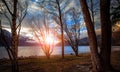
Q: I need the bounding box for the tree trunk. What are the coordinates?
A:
[71,47,79,56]
[11,0,19,72]
[56,0,64,59]
[75,49,79,56]
[12,17,19,72]
[79,0,102,72]
[100,0,112,71]
[73,46,79,56]
[46,54,50,59]
[0,19,18,72]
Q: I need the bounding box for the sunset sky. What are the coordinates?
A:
[1,0,101,42]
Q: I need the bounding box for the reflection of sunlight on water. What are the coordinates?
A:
[18,46,62,57]
[18,46,45,57]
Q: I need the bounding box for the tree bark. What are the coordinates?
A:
[11,0,19,72]
[79,0,102,72]
[100,0,112,71]
[56,0,64,59]
[75,49,79,56]
[71,46,79,56]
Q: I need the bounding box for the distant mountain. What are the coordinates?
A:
[79,34,120,46]
[79,37,89,45]
[19,37,39,46]
[0,29,11,46]
[0,29,38,46]
[79,35,101,45]
[0,29,120,46]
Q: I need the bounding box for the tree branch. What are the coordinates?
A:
[1,0,13,15]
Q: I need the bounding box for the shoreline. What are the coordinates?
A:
[0,46,120,59]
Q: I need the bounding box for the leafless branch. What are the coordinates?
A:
[1,0,13,15]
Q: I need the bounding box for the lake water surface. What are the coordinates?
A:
[0,46,90,58]
[0,46,119,58]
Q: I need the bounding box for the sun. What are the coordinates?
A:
[44,34,60,45]
[38,33,60,45]
[33,29,60,46]
[45,36,54,44]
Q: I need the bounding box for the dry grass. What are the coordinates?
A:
[0,51,120,72]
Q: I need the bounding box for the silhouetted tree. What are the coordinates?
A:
[64,8,83,56]
[80,0,114,71]
[79,0,102,71]
[88,0,99,24]
[1,0,27,72]
[38,0,72,59]
[30,14,59,59]
[55,0,65,59]
[100,0,112,71]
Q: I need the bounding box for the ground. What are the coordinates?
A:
[0,51,120,72]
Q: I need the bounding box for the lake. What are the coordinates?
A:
[0,46,90,58]
[0,46,119,58]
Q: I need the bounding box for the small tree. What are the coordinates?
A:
[37,0,72,59]
[64,8,84,56]
[55,0,65,59]
[30,14,59,59]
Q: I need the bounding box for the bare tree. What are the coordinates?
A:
[1,0,27,72]
[64,8,83,56]
[30,14,59,59]
[100,0,112,71]
[79,0,102,71]
[79,0,114,71]
[55,0,65,59]
[88,0,99,24]
[38,0,72,59]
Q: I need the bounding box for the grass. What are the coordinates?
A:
[0,52,120,72]
[111,51,120,71]
[18,54,91,72]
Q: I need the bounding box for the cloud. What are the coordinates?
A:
[1,0,101,40]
